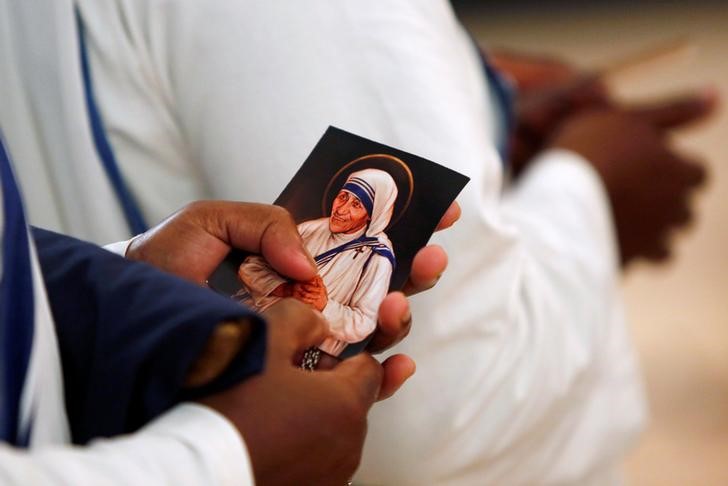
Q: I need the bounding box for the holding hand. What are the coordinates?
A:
[292,275,329,311]
[489,50,610,174]
[550,90,718,266]
[125,200,461,394]
[199,299,384,485]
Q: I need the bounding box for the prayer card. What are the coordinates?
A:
[209,127,469,367]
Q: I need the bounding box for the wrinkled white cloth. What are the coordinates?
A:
[5,0,646,484]
[0,2,255,484]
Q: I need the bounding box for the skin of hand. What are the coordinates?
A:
[126,200,460,355]
[198,299,384,486]
[127,200,460,393]
[292,275,328,311]
[127,201,318,286]
[548,90,718,266]
[488,50,611,175]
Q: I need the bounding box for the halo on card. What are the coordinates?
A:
[322,154,414,229]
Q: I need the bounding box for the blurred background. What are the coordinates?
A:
[455,1,728,484]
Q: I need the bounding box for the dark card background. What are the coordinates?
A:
[276,127,469,290]
[209,126,469,357]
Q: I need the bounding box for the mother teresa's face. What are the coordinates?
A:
[329,190,371,234]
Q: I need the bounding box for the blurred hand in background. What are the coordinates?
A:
[550,90,718,267]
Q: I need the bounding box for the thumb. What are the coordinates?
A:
[218,202,317,282]
[333,354,383,411]
[630,87,719,130]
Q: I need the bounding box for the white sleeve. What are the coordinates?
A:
[102,237,135,256]
[0,404,255,486]
[322,254,392,343]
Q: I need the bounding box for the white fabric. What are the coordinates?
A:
[4,0,646,484]
[0,0,130,243]
[0,404,255,486]
[103,237,135,257]
[238,218,393,356]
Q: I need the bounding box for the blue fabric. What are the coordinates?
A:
[474,43,516,165]
[32,228,266,444]
[342,178,375,216]
[314,235,395,270]
[76,9,148,235]
[0,136,35,447]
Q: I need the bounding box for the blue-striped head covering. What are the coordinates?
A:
[342,176,375,216]
[340,169,397,238]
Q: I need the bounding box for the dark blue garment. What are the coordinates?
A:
[32,228,266,445]
[0,136,35,447]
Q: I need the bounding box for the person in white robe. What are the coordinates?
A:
[237,169,397,356]
[2,1,658,484]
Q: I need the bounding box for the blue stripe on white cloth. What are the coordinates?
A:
[75,9,149,235]
[341,182,374,217]
[314,235,395,270]
[349,177,375,201]
[0,135,35,447]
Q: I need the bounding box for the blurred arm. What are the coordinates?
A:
[0,404,253,485]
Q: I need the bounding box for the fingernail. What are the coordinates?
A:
[401,308,412,325]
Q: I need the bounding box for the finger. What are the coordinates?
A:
[670,203,693,227]
[643,239,672,263]
[292,294,315,306]
[435,202,461,232]
[218,203,318,282]
[677,158,708,188]
[402,245,447,296]
[263,299,329,363]
[377,354,416,401]
[367,292,411,354]
[316,352,341,371]
[295,287,322,300]
[569,76,610,106]
[659,153,708,190]
[334,353,383,410]
[297,281,323,293]
[630,88,719,130]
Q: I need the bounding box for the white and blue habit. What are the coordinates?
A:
[237,168,397,356]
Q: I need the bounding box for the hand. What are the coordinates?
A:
[126,201,317,285]
[199,299,388,486]
[549,90,718,266]
[489,50,610,175]
[127,199,459,392]
[292,275,328,311]
[362,201,460,362]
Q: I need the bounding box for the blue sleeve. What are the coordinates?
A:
[31,228,266,445]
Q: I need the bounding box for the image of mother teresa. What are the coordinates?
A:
[236,168,397,356]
